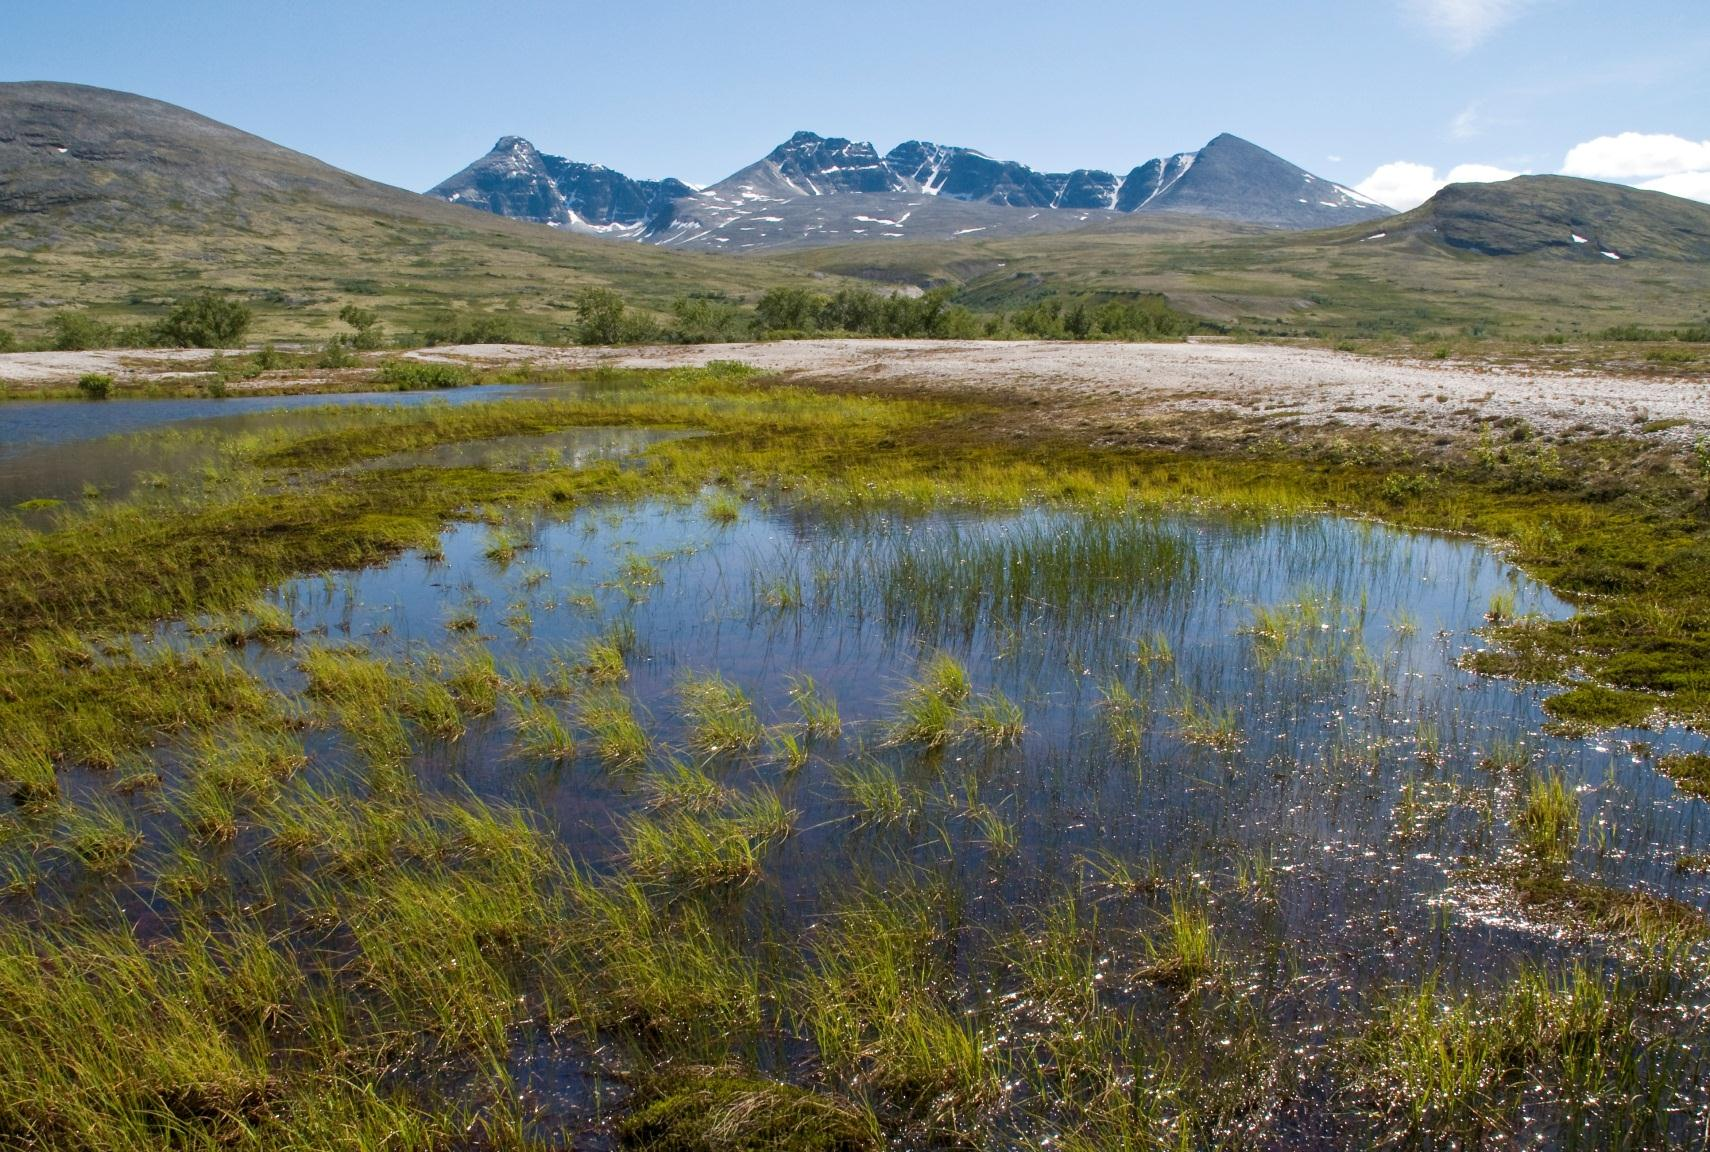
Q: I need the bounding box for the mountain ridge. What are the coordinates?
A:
[4,81,1709,350]
[427,129,1392,250]
[0,80,806,338]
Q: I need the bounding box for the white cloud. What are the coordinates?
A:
[1561,132,1710,180]
[1408,0,1536,51]
[1640,171,1710,203]
[1351,130,1710,215]
[1355,161,1523,211]
[1558,133,1710,205]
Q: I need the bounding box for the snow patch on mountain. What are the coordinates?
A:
[429,130,1397,249]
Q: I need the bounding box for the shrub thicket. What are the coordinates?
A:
[420,312,529,346]
[76,373,113,399]
[51,312,117,351]
[338,304,385,350]
[154,293,253,348]
[372,360,474,390]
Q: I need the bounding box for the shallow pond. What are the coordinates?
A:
[266,499,1710,917]
[0,385,532,508]
[14,404,1710,1146]
[185,490,1710,1141]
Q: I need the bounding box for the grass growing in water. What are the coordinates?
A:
[1353,964,1651,1142]
[1517,770,1580,864]
[579,688,651,769]
[886,652,973,748]
[1140,892,1218,988]
[1171,690,1241,751]
[677,671,764,755]
[619,1069,879,1152]
[1657,752,1710,799]
[509,695,575,761]
[10,363,1710,1147]
[788,673,842,740]
[879,515,1195,640]
[964,690,1025,747]
[833,758,918,828]
[580,632,630,684]
[804,889,1002,1131]
[625,788,791,891]
[1098,676,1147,753]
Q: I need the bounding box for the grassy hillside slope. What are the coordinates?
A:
[770,177,1710,340]
[0,83,813,344]
[3,83,1707,350]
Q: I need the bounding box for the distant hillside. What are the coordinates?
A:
[2,82,1707,348]
[0,82,801,342]
[428,130,1392,250]
[768,175,1710,339]
[1369,174,1710,261]
[1,81,426,226]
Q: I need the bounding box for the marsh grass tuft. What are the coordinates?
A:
[1140,892,1218,988]
[886,652,973,748]
[1171,690,1241,751]
[677,671,763,755]
[787,673,842,740]
[618,1068,879,1152]
[805,889,1001,1127]
[579,688,651,769]
[1657,752,1710,800]
[767,727,810,771]
[1133,631,1174,670]
[1481,736,1533,774]
[581,633,630,684]
[625,787,791,891]
[60,801,142,874]
[1354,963,1643,1140]
[218,599,298,647]
[431,647,497,716]
[643,759,727,814]
[879,515,1195,639]
[1013,898,1102,1016]
[702,489,743,525]
[964,690,1025,748]
[508,695,575,761]
[1098,676,1147,752]
[1516,770,1579,864]
[833,757,918,827]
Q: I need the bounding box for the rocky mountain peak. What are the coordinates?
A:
[429,128,1396,247]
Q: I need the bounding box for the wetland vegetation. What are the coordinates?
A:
[4,364,1710,1149]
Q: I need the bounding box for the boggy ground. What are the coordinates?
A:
[4,364,1710,1149]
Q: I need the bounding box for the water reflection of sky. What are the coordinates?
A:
[0,387,531,509]
[18,399,1707,1141]
[236,499,1710,1019]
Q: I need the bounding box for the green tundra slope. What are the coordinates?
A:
[0,82,814,343]
[3,81,1708,347]
[769,176,1710,339]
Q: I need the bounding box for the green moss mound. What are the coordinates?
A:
[1542,683,1656,729]
[1659,752,1710,800]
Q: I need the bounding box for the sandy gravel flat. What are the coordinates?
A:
[416,339,1710,442]
[0,348,223,383]
[4,339,1705,442]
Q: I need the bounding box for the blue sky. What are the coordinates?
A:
[4,0,1708,207]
